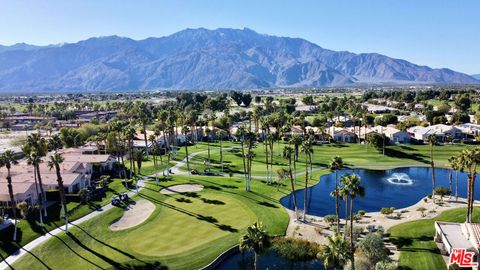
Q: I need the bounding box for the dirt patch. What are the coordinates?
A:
[109,199,155,231]
[160,184,204,195]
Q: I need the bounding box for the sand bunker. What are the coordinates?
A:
[160,184,204,195]
[109,199,155,231]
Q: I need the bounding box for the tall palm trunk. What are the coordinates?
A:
[128,140,134,178]
[335,171,340,233]
[219,139,223,172]
[269,137,274,183]
[288,157,298,220]
[247,145,253,192]
[303,154,309,221]
[120,155,128,187]
[264,138,269,184]
[468,172,476,223]
[33,167,44,226]
[166,151,171,177]
[153,152,158,185]
[449,168,453,194]
[143,124,149,156]
[254,252,258,270]
[241,139,247,189]
[184,135,190,173]
[159,151,164,176]
[36,164,47,217]
[207,138,211,169]
[6,166,18,241]
[293,155,297,185]
[431,145,436,203]
[344,197,349,239]
[54,164,68,232]
[455,169,459,201]
[349,197,355,270]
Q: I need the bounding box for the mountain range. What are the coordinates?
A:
[0,27,478,92]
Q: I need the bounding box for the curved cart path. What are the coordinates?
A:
[0,176,149,270]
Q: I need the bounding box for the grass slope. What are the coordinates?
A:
[389,207,480,270]
[0,178,127,259]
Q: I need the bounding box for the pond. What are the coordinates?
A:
[280,167,475,217]
[214,250,325,270]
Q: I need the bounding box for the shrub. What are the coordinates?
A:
[354,213,362,222]
[323,214,338,225]
[345,225,364,241]
[358,233,389,266]
[79,188,90,203]
[353,256,372,270]
[358,210,366,216]
[16,201,28,219]
[272,237,321,261]
[366,224,376,233]
[376,226,385,236]
[417,207,427,217]
[435,186,451,201]
[380,207,395,217]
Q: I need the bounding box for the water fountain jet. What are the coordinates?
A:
[386,173,414,185]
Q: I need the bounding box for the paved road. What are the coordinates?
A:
[0,177,148,270]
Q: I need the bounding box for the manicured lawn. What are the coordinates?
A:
[0,178,127,259]
[142,141,469,180]
[389,207,480,270]
[6,141,472,269]
[12,173,289,270]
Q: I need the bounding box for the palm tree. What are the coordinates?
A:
[329,156,344,234]
[319,234,350,270]
[149,134,159,185]
[341,173,365,270]
[457,148,480,223]
[448,156,455,194]
[48,152,69,232]
[48,134,63,150]
[183,125,191,174]
[132,148,145,176]
[133,102,152,156]
[124,125,137,178]
[239,222,271,270]
[452,156,461,201]
[261,119,271,184]
[427,134,437,203]
[301,139,313,221]
[245,131,256,192]
[205,127,212,169]
[0,150,19,241]
[236,126,248,187]
[23,150,45,226]
[283,145,298,220]
[289,135,303,184]
[24,133,48,218]
[216,129,228,172]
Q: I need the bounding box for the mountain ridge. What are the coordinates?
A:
[0,28,477,91]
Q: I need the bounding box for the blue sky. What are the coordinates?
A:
[0,0,478,74]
